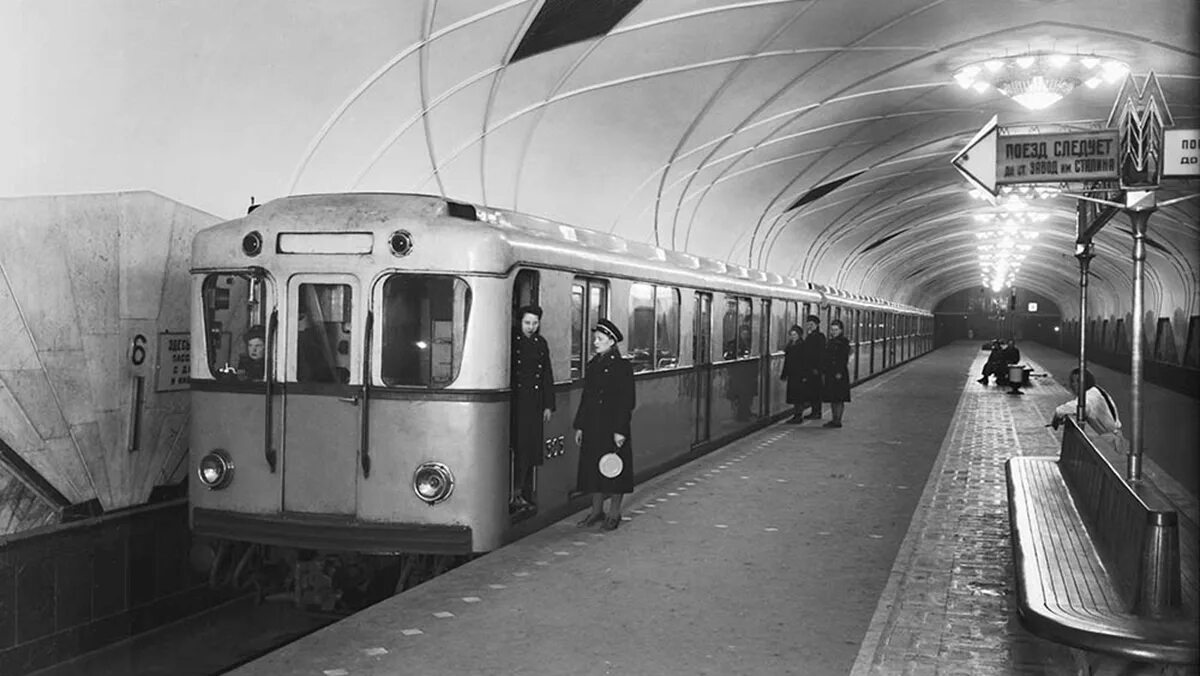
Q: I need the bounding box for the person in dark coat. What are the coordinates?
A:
[510,305,556,511]
[237,325,266,381]
[798,315,825,419]
[573,318,636,531]
[780,324,806,422]
[821,319,851,428]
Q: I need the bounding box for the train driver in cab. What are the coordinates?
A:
[510,305,556,512]
[237,325,266,380]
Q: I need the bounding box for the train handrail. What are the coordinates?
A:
[360,310,373,478]
[264,309,278,472]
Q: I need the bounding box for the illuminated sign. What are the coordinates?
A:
[998,131,1119,184]
[1164,129,1200,176]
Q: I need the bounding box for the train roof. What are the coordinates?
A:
[192,193,929,316]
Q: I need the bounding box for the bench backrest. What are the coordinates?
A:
[1058,418,1181,614]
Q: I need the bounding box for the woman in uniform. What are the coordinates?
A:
[573,318,636,531]
[510,305,555,511]
[821,319,851,428]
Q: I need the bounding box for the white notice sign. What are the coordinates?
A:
[1163,129,1199,176]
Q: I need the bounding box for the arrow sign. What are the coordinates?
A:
[954,117,1121,195]
[952,115,999,197]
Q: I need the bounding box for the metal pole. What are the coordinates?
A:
[1127,204,1153,481]
[1074,241,1094,422]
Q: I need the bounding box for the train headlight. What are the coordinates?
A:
[413,462,454,505]
[198,450,234,490]
[242,231,263,257]
[389,230,414,257]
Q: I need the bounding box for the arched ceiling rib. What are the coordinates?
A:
[17,1,1192,316]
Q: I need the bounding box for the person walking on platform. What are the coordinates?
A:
[1050,367,1128,454]
[574,319,636,531]
[821,319,851,428]
[780,324,806,422]
[799,314,825,419]
[510,305,556,513]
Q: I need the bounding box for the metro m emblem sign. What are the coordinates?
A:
[1106,72,1174,189]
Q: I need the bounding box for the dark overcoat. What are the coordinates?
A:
[780,341,806,404]
[511,329,556,468]
[573,349,636,494]
[821,335,851,402]
[799,331,825,402]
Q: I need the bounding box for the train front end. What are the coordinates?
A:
[187,194,512,558]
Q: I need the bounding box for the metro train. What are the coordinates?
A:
[187,193,932,604]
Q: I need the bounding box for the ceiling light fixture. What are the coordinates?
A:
[954,52,1129,110]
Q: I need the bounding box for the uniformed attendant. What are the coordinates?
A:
[510,305,555,510]
[780,324,805,422]
[799,314,825,419]
[573,318,636,531]
[820,319,851,428]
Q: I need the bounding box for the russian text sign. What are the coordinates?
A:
[1163,129,1199,176]
[156,332,191,391]
[997,131,1119,184]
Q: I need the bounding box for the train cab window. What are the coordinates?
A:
[200,272,271,381]
[295,283,353,384]
[721,296,753,360]
[570,277,608,379]
[380,275,471,388]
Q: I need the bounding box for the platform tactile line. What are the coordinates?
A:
[850,356,1075,675]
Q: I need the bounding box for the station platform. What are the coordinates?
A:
[211,342,1194,675]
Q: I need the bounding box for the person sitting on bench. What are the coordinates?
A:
[1050,367,1128,454]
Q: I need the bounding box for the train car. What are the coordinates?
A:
[187,193,931,604]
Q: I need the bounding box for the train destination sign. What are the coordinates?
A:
[998,131,1118,183]
[952,116,1120,196]
[1163,128,1200,176]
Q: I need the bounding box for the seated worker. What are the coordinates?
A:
[1050,367,1127,454]
[237,325,266,380]
[979,338,1020,385]
[978,339,1006,385]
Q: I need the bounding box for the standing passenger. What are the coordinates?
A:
[799,315,825,419]
[780,325,806,423]
[573,319,636,531]
[510,305,556,511]
[821,319,851,428]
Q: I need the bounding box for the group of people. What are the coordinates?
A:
[509,305,634,531]
[780,315,851,428]
[978,338,1021,386]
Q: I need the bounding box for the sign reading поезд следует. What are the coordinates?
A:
[998,130,1119,184]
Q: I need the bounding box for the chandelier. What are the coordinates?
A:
[954,53,1129,110]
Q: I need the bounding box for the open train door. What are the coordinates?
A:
[693,292,712,445]
[281,276,362,515]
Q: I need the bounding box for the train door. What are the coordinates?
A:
[282,276,361,514]
[693,292,713,445]
[758,299,771,417]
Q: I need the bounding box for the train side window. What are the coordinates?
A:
[570,277,608,379]
[655,286,680,369]
[200,272,271,381]
[380,275,471,388]
[628,283,654,372]
[722,296,753,360]
[627,284,680,373]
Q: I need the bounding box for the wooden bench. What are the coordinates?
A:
[1006,418,1199,665]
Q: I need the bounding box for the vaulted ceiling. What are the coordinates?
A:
[7,0,1198,314]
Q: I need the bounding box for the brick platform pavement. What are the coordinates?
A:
[851,352,1080,675]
